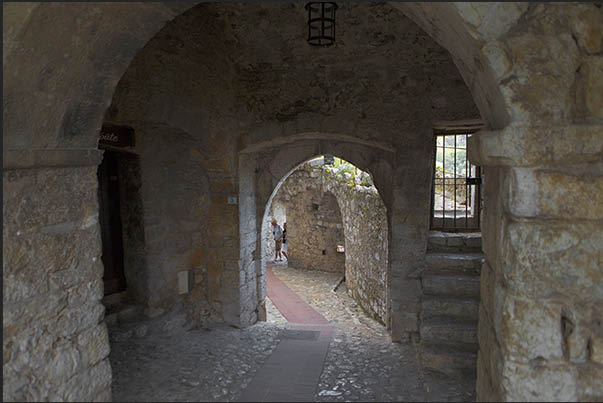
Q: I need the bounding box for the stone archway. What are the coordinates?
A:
[257,152,391,326]
[3,3,601,401]
[240,137,395,332]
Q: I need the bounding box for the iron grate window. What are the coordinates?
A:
[430,131,482,231]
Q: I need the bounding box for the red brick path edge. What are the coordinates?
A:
[266,264,330,325]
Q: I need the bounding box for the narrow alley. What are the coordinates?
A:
[110,261,474,402]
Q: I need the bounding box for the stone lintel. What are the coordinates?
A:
[239,133,396,154]
[468,123,603,168]
[4,149,104,170]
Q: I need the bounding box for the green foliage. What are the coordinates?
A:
[435,147,468,177]
[326,156,374,188]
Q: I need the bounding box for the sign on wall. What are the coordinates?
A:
[99,124,135,148]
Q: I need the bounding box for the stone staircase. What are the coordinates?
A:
[419,231,484,379]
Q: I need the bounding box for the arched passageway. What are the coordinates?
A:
[262,156,390,326]
[3,3,602,401]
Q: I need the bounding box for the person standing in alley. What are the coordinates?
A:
[281,222,288,261]
[272,218,284,262]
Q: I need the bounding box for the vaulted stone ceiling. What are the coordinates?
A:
[106,2,480,150]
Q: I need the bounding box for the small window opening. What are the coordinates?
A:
[312,203,320,211]
[322,249,327,255]
[431,123,483,231]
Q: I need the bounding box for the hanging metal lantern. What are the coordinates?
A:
[305,2,338,47]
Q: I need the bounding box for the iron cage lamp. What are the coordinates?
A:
[305,2,338,47]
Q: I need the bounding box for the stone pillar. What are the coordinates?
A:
[389,134,434,342]
[3,150,112,401]
[238,153,261,327]
[470,123,603,401]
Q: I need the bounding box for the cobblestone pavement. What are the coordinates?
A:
[269,262,475,402]
[110,262,474,402]
[110,322,285,402]
[269,263,424,401]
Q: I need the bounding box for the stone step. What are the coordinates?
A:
[422,274,480,298]
[427,231,482,253]
[424,253,484,276]
[420,343,478,378]
[105,303,144,326]
[422,296,479,321]
[421,317,478,345]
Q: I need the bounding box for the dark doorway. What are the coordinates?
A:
[98,150,128,296]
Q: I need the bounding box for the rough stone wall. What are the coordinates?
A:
[286,188,345,273]
[339,185,389,325]
[133,126,215,319]
[462,4,603,401]
[3,166,111,401]
[266,162,389,323]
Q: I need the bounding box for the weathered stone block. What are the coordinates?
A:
[3,269,49,304]
[49,258,104,292]
[3,167,99,233]
[501,296,564,361]
[478,304,504,388]
[577,363,603,400]
[454,2,528,41]
[571,5,602,54]
[502,360,577,401]
[479,261,497,321]
[507,168,603,220]
[476,351,499,401]
[503,220,603,298]
[503,27,580,122]
[482,41,511,81]
[4,325,56,377]
[68,279,104,306]
[42,342,83,386]
[583,56,603,120]
[469,124,603,168]
[62,358,112,402]
[591,335,603,365]
[55,302,105,338]
[3,292,68,337]
[3,227,101,300]
[77,324,110,367]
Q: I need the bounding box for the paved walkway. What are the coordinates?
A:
[265,265,329,325]
[239,264,333,401]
